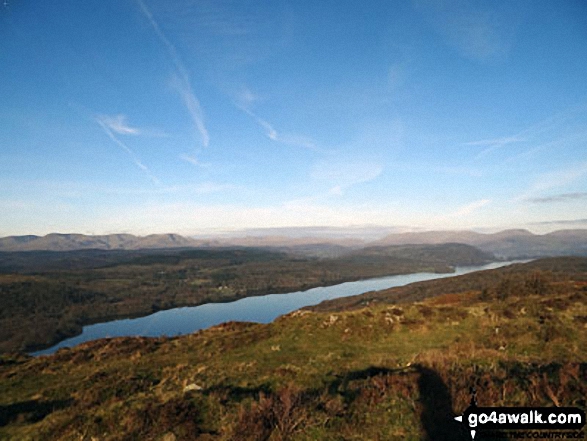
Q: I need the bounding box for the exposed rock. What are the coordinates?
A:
[322,314,339,327]
[183,383,203,392]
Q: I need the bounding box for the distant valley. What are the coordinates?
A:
[0,242,493,353]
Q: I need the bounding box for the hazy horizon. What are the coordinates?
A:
[2,1,587,236]
[2,224,587,242]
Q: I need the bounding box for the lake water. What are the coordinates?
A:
[32,261,518,356]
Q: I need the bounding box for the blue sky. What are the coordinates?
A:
[1,0,587,236]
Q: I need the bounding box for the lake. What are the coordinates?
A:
[32,261,518,356]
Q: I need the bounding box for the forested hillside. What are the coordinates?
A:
[0,244,492,353]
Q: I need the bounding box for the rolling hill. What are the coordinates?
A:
[0,257,585,440]
[373,229,587,259]
[0,233,201,252]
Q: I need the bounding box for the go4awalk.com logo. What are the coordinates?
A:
[454,389,586,439]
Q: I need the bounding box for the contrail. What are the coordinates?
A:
[96,117,160,185]
[136,0,210,148]
[238,104,317,150]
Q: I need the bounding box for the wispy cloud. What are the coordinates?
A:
[94,113,168,138]
[453,199,491,217]
[238,105,317,150]
[96,200,400,235]
[275,158,384,210]
[388,162,483,178]
[530,218,587,226]
[311,158,383,195]
[527,192,587,204]
[180,154,210,168]
[413,0,515,62]
[95,116,160,185]
[249,110,278,141]
[465,135,525,147]
[467,107,587,160]
[531,162,587,193]
[514,161,587,202]
[98,114,141,135]
[166,182,237,195]
[137,0,209,148]
[234,86,318,150]
[170,74,210,148]
[434,199,491,224]
[504,130,587,165]
[465,135,526,158]
[235,86,260,109]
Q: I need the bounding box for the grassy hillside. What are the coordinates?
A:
[0,257,585,440]
[0,244,492,353]
[308,256,587,312]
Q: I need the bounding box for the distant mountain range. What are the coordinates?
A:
[0,233,200,252]
[0,229,586,259]
[372,229,587,258]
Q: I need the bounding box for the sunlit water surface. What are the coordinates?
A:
[32,261,520,356]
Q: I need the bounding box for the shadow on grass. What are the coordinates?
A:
[0,398,73,426]
[415,365,508,441]
[202,383,273,403]
[211,364,512,439]
[414,364,468,441]
[327,364,470,440]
